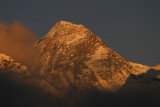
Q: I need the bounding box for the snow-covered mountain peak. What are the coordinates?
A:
[57,20,78,26]
[36,21,104,56]
[34,21,140,93]
[0,53,30,79]
[37,21,84,42]
[0,53,13,63]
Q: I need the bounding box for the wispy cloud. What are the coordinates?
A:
[0,20,37,68]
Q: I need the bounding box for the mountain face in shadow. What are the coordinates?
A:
[0,21,160,107]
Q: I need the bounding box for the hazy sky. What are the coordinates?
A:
[0,0,160,66]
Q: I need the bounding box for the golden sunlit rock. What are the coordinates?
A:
[34,21,140,93]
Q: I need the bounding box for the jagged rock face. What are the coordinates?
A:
[0,53,30,79]
[35,21,137,93]
[129,62,160,80]
[152,63,160,71]
[128,62,151,75]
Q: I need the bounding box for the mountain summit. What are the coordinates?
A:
[34,21,142,94]
[0,21,160,106]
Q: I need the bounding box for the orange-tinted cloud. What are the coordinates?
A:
[0,20,37,68]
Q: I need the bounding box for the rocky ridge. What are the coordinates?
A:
[0,53,30,79]
[0,21,160,106]
[34,21,148,94]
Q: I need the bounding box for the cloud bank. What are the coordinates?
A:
[0,20,37,68]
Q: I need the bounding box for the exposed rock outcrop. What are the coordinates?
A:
[35,21,139,93]
[0,53,30,79]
